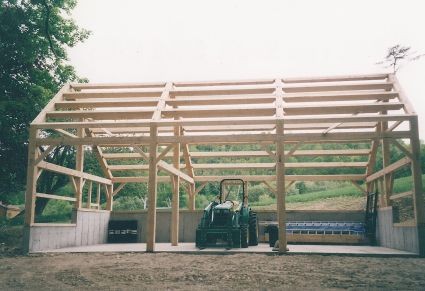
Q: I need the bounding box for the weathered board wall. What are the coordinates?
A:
[25,209,110,252]
[376,207,419,254]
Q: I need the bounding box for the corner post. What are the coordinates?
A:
[409,116,425,256]
[24,126,39,226]
[146,124,158,252]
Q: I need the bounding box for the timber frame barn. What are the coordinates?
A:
[24,73,425,255]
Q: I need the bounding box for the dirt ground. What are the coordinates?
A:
[0,252,425,290]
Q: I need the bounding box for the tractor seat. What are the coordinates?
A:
[215,200,240,211]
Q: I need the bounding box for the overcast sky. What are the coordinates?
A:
[68,0,425,138]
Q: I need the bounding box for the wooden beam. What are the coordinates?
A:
[190,162,368,169]
[156,144,174,163]
[282,73,388,83]
[38,161,112,185]
[35,192,76,202]
[146,125,158,252]
[282,81,393,93]
[70,82,165,90]
[112,183,127,196]
[194,182,208,196]
[391,139,414,160]
[366,157,411,183]
[63,90,163,100]
[86,129,113,179]
[32,84,69,124]
[389,191,413,200]
[195,174,365,182]
[283,91,397,103]
[34,145,55,165]
[389,74,415,114]
[157,160,194,184]
[351,181,366,193]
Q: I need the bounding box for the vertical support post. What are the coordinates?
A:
[171,126,181,246]
[75,127,84,209]
[381,124,391,207]
[147,124,158,252]
[106,184,113,211]
[96,183,101,210]
[276,120,287,253]
[409,116,425,256]
[86,181,92,208]
[24,126,39,225]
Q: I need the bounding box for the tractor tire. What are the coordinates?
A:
[249,211,258,246]
[240,226,249,248]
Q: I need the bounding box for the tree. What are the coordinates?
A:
[377,44,424,73]
[0,0,89,206]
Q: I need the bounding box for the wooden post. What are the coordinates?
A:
[171,126,181,246]
[381,121,391,207]
[409,116,425,257]
[86,181,92,208]
[96,183,101,210]
[75,127,84,209]
[276,120,287,253]
[146,125,158,252]
[106,184,113,211]
[24,127,39,225]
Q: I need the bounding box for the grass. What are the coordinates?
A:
[251,174,425,207]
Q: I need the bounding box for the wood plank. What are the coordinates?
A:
[63,90,163,100]
[55,98,160,109]
[170,86,275,97]
[38,161,112,185]
[283,91,397,103]
[282,81,393,93]
[70,82,165,90]
[47,109,154,120]
[35,192,76,202]
[34,145,55,165]
[25,128,40,225]
[283,103,403,115]
[173,78,274,87]
[282,73,388,83]
[166,95,275,106]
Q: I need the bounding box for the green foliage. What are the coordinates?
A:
[0,0,89,204]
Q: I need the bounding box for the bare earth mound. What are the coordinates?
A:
[0,253,424,290]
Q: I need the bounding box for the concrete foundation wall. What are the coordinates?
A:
[111,209,364,243]
[26,209,110,252]
[376,207,419,254]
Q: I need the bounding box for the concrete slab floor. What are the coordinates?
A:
[36,243,418,257]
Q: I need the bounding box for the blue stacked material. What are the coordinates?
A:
[285,221,366,235]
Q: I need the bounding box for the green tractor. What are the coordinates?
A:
[195,179,258,249]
